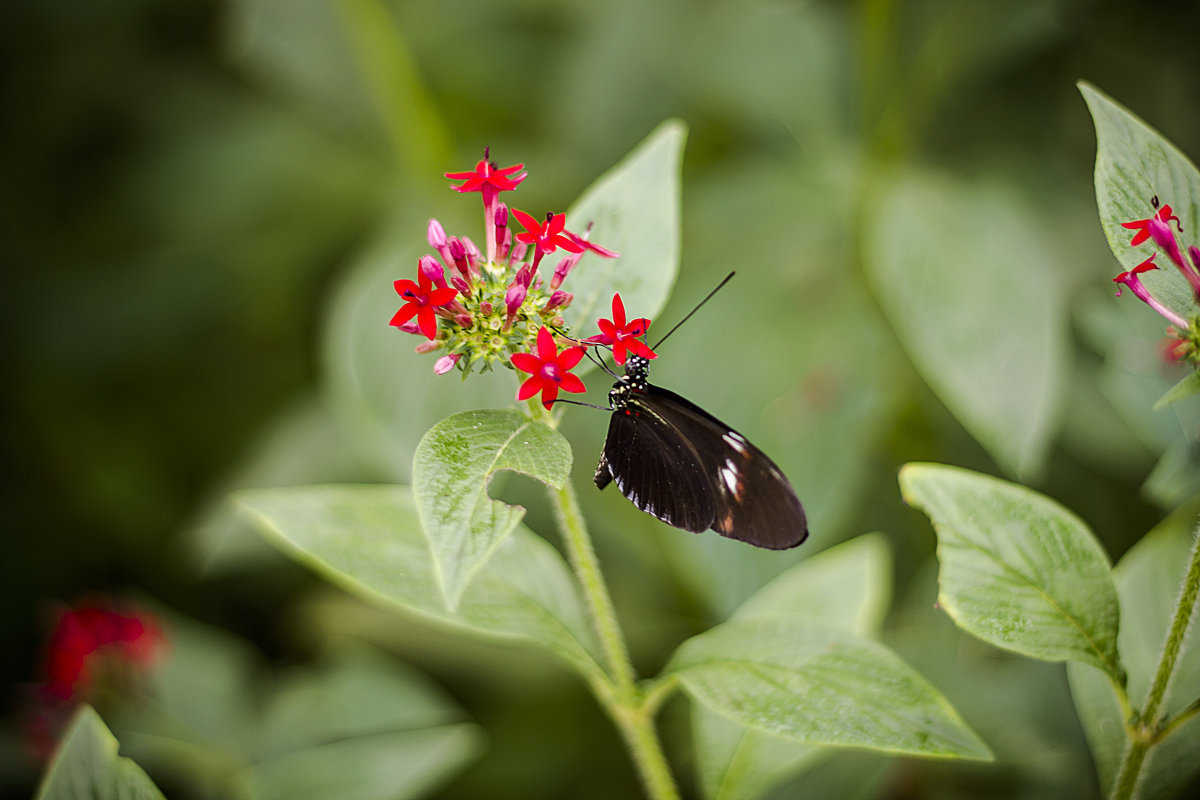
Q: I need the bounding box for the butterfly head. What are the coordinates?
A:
[609,354,650,410]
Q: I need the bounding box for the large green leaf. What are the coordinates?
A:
[35,706,167,800]
[863,169,1067,478]
[1081,82,1200,324]
[412,409,572,608]
[560,120,685,344]
[899,464,1123,682]
[667,618,991,761]
[238,485,604,683]
[692,535,893,800]
[1068,504,1200,799]
[251,646,482,800]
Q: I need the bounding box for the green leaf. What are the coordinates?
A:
[692,535,894,800]
[863,169,1067,479]
[731,533,892,632]
[1154,368,1200,410]
[899,463,1123,682]
[667,618,991,761]
[238,484,604,683]
[1080,82,1200,324]
[1068,503,1200,799]
[35,706,167,800]
[412,409,572,608]
[251,645,483,800]
[560,120,685,345]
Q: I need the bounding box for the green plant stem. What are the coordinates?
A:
[1110,527,1200,800]
[549,479,681,800]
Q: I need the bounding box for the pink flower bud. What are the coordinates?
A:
[505,283,528,315]
[450,274,471,295]
[510,242,527,263]
[480,301,493,315]
[455,313,473,327]
[550,256,574,290]
[427,219,447,248]
[434,353,461,375]
[418,255,447,288]
[514,263,534,288]
[414,340,439,354]
[543,290,572,311]
[494,203,508,228]
[394,320,422,335]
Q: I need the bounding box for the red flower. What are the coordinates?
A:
[1122,203,1181,246]
[391,272,458,340]
[511,210,585,257]
[1113,254,1188,328]
[588,293,656,365]
[511,326,587,408]
[40,603,164,701]
[445,158,527,199]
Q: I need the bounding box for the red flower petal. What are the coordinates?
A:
[611,294,627,327]
[557,346,586,371]
[560,373,586,394]
[417,308,438,340]
[536,326,558,360]
[517,375,542,400]
[390,305,418,326]
[510,352,541,373]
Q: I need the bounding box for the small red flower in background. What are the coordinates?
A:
[445,157,527,200]
[41,604,163,700]
[391,273,459,340]
[588,293,656,365]
[1122,203,1181,246]
[512,210,585,259]
[511,326,587,408]
[23,601,166,761]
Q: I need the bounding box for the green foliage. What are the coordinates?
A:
[690,535,893,800]
[899,464,1123,681]
[412,409,572,608]
[561,120,685,344]
[1068,505,1200,799]
[123,615,483,800]
[667,617,992,760]
[35,706,166,800]
[238,485,604,682]
[863,172,1067,479]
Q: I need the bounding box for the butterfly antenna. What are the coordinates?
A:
[650,271,736,350]
[548,398,610,411]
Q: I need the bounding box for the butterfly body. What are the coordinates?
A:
[594,355,808,550]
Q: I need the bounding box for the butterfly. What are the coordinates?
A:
[590,277,808,550]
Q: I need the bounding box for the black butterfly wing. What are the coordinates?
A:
[594,391,718,533]
[596,384,809,550]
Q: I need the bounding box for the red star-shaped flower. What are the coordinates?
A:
[391,272,458,340]
[587,293,656,365]
[511,326,587,408]
[511,210,585,257]
[1122,203,1181,246]
[445,158,526,201]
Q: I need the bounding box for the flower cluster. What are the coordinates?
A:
[391,150,619,378]
[1114,197,1200,363]
[392,151,659,408]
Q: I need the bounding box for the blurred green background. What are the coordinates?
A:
[4,0,1200,797]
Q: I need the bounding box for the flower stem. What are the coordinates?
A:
[548,479,681,800]
[1109,526,1200,800]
